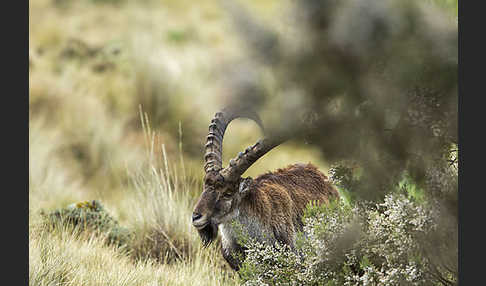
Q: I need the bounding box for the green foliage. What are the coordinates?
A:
[239,193,456,285]
[303,198,351,222]
[329,164,361,203]
[398,172,426,203]
[42,200,132,248]
[238,241,304,286]
[230,219,250,247]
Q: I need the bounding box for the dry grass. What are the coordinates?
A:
[29,110,239,285]
[29,212,238,286]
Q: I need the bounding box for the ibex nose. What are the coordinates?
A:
[192,213,203,222]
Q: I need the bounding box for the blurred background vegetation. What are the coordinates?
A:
[29,0,457,285]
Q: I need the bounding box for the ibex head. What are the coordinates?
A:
[192,107,283,246]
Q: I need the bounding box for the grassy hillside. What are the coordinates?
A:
[29,0,457,285]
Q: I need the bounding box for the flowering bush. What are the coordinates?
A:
[239,193,456,286]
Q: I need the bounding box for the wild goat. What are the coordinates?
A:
[191,108,339,270]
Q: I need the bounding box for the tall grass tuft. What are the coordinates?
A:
[125,108,212,263]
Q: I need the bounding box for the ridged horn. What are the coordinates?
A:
[220,135,287,182]
[204,107,264,173]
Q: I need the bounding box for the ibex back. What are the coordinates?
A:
[192,108,339,270]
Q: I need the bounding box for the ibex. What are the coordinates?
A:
[192,107,339,270]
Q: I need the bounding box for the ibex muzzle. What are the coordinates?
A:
[192,107,339,270]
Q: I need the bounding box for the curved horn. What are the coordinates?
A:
[204,107,264,173]
[220,134,287,182]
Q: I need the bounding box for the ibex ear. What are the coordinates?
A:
[238,177,252,198]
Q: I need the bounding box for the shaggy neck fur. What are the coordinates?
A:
[217,163,340,270]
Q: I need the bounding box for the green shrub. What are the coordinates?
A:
[42,200,132,248]
[239,193,456,286]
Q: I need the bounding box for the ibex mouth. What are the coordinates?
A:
[192,214,210,230]
[193,221,209,230]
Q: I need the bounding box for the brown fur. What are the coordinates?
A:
[193,163,339,270]
[243,163,339,243]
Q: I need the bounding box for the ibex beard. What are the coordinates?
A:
[192,108,340,271]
